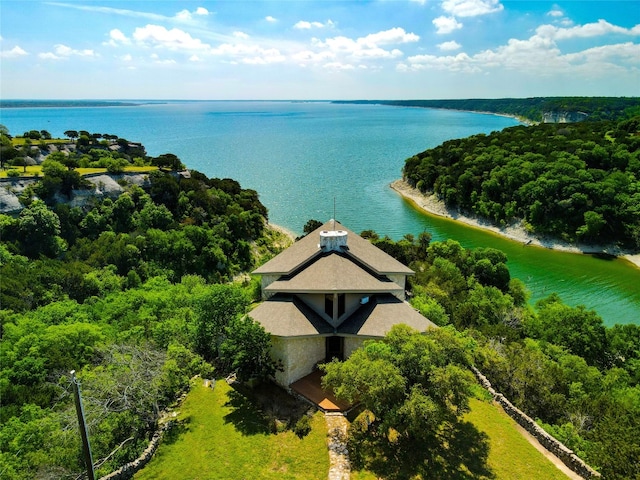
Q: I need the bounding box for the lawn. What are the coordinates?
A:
[135,382,570,480]
[462,397,570,480]
[134,381,329,480]
[350,395,571,480]
[0,165,157,178]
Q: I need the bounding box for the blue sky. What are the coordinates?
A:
[1,1,638,99]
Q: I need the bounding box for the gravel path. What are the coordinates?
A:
[325,412,350,480]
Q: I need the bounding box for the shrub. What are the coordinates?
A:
[293,414,312,438]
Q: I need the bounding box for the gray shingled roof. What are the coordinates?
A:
[249,294,333,337]
[250,293,436,338]
[253,220,413,276]
[264,253,403,294]
[338,294,437,337]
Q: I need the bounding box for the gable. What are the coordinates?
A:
[253,220,414,277]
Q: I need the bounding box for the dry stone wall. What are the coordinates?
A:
[98,420,173,480]
[471,366,601,480]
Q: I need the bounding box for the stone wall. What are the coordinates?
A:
[98,420,173,480]
[272,336,325,386]
[471,366,601,480]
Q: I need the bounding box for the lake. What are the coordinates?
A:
[1,100,638,326]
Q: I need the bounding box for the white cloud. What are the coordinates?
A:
[241,48,286,65]
[104,28,131,46]
[564,42,640,65]
[133,25,211,51]
[294,19,334,30]
[323,62,355,70]
[537,19,640,41]
[360,27,420,46]
[265,16,277,23]
[406,52,479,72]
[38,52,60,60]
[233,31,250,39]
[121,54,132,61]
[433,16,463,34]
[441,0,503,17]
[404,18,640,79]
[1,45,28,58]
[210,42,286,65]
[438,40,462,51]
[39,44,96,59]
[547,7,564,18]
[174,7,210,22]
[292,49,335,64]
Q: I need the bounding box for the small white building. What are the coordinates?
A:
[251,220,436,388]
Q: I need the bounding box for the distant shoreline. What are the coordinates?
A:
[390,179,640,269]
[0,100,151,109]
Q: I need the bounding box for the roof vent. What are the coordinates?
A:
[319,230,348,252]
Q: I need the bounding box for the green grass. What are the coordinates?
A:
[462,397,570,480]
[11,137,68,146]
[134,381,329,480]
[134,381,569,480]
[0,165,157,178]
[350,396,571,480]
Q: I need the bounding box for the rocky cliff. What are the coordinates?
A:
[542,111,589,123]
[0,173,152,215]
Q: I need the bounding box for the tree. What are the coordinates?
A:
[17,200,66,257]
[220,316,280,381]
[527,294,608,367]
[322,325,479,477]
[191,284,249,361]
[151,153,184,171]
[303,219,323,235]
[64,130,79,142]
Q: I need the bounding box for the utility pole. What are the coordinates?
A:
[71,370,95,480]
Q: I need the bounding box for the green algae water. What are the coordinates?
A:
[2,101,638,326]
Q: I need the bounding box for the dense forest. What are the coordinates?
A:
[335,97,640,123]
[357,232,640,479]
[0,131,286,478]
[402,117,640,248]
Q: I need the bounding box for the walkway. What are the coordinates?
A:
[326,412,350,480]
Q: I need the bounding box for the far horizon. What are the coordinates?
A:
[2,95,638,103]
[1,1,638,100]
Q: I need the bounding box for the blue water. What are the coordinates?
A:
[1,101,639,326]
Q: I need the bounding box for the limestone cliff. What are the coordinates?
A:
[542,111,589,123]
[0,173,152,215]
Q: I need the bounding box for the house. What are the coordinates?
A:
[250,220,436,388]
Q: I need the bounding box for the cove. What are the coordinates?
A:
[392,190,640,327]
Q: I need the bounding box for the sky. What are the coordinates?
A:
[0,0,639,100]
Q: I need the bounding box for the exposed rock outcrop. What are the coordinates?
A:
[542,111,589,123]
[0,173,152,215]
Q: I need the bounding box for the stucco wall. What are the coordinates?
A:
[261,275,280,298]
[387,274,407,299]
[271,336,326,386]
[299,293,331,322]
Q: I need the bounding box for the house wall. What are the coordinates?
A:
[261,275,280,299]
[387,274,407,299]
[298,293,333,323]
[344,336,370,358]
[338,294,366,324]
[271,336,326,386]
